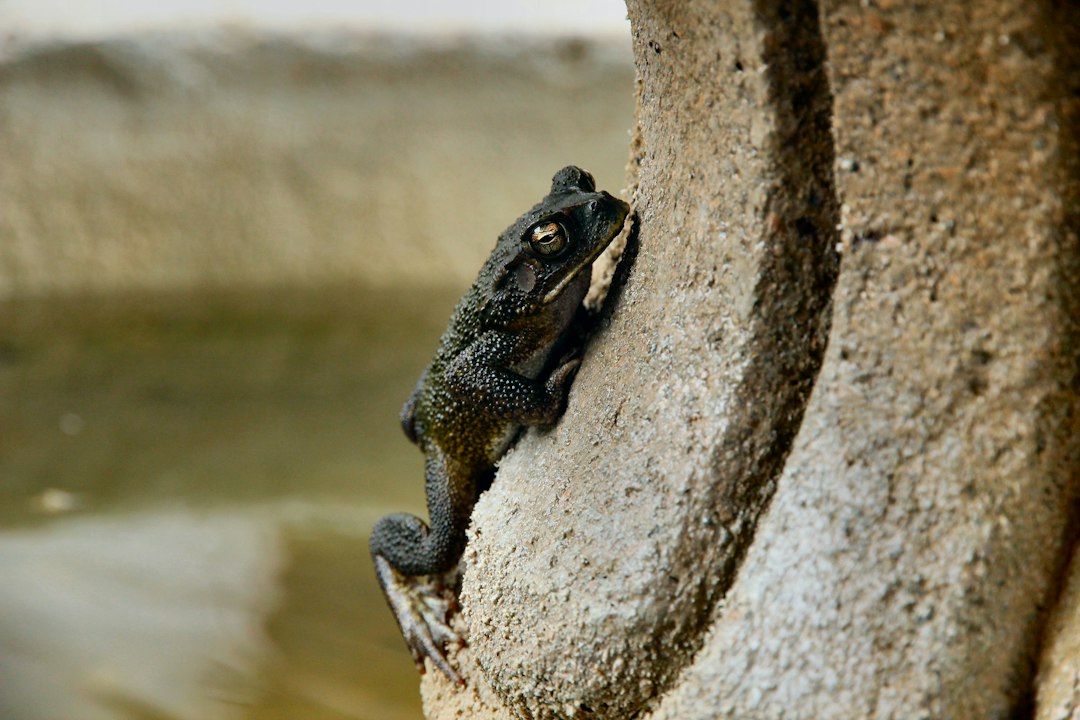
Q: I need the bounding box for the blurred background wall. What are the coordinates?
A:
[0,2,634,719]
[0,3,633,298]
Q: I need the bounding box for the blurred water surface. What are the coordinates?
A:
[0,285,463,719]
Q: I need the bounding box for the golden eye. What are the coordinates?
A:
[528,221,568,256]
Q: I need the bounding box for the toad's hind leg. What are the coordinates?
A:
[370,449,472,576]
[372,552,462,683]
[369,450,478,683]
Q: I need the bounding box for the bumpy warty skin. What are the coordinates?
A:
[369,166,630,683]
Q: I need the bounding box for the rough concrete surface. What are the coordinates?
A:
[0,32,632,299]
[644,2,1080,716]
[423,0,839,716]
[8,5,1075,720]
[422,1,1080,719]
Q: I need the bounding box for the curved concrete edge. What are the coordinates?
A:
[1036,541,1080,720]
[1034,3,1080,717]
[423,1,840,717]
[420,1,1080,719]
[646,1,1080,718]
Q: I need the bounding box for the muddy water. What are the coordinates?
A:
[0,284,463,720]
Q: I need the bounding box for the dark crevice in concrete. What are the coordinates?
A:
[700,0,840,599]
[1023,1,1080,717]
[652,0,841,710]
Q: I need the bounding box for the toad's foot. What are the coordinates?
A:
[374,555,464,685]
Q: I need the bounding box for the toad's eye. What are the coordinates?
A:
[528,221,568,256]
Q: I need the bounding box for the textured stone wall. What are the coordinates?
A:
[421,1,1080,718]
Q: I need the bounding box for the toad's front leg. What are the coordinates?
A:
[444,334,583,428]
